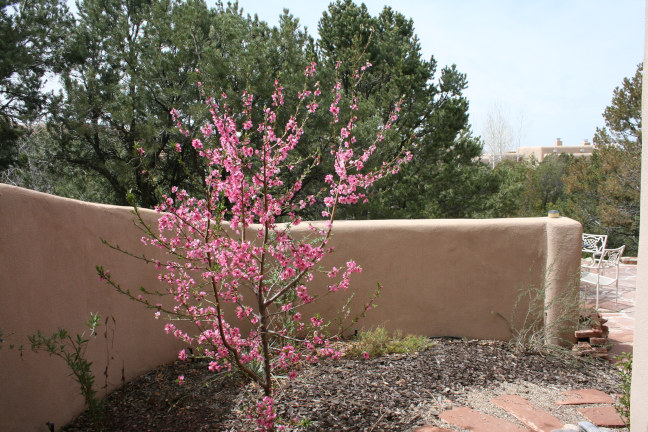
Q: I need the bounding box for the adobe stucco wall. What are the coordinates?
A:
[297,217,581,343]
[0,184,581,431]
[630,3,648,430]
[0,185,185,431]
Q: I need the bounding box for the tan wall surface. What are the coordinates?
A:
[0,184,581,431]
[631,3,648,429]
[298,218,581,342]
[0,185,184,431]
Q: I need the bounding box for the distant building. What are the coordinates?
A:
[481,138,595,165]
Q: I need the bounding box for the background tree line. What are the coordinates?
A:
[1,0,494,216]
[487,63,642,254]
[0,0,641,253]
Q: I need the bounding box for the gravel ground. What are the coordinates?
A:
[63,338,625,431]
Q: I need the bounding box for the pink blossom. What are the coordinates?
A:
[250,396,277,431]
[328,267,339,278]
[304,62,317,77]
[98,269,110,282]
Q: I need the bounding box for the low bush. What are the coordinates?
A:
[615,351,632,427]
[345,327,433,359]
[28,313,105,432]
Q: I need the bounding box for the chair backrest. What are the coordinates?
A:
[582,233,607,255]
[600,245,625,268]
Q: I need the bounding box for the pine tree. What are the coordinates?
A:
[318,0,486,219]
[49,0,312,206]
[564,63,642,253]
[0,0,71,171]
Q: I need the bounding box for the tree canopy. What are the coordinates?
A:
[3,0,496,221]
[318,0,487,219]
[46,0,316,207]
[0,0,71,170]
[564,63,642,253]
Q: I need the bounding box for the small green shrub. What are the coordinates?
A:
[615,351,632,427]
[345,327,433,359]
[0,328,19,350]
[29,313,105,432]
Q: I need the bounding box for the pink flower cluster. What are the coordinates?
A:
[249,396,278,432]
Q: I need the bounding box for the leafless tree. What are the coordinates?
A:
[482,103,513,167]
[482,103,529,166]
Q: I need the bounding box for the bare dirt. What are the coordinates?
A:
[62,338,623,431]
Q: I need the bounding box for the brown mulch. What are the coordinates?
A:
[62,338,623,431]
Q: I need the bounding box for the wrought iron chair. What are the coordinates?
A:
[580,245,625,309]
[582,233,607,263]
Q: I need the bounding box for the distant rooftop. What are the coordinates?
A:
[482,138,594,164]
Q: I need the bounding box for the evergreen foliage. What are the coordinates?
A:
[319,0,487,219]
[49,0,314,206]
[0,0,71,170]
[563,63,642,254]
[2,0,488,219]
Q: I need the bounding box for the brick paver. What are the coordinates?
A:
[577,406,626,427]
[439,406,530,432]
[555,389,614,405]
[434,389,621,432]
[492,395,563,432]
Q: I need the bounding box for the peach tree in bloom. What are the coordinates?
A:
[98,62,411,431]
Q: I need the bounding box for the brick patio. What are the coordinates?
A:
[580,262,636,358]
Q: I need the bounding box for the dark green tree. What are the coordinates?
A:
[477,154,572,219]
[594,64,642,150]
[49,0,209,206]
[479,159,528,217]
[41,0,494,220]
[564,63,642,253]
[0,0,71,171]
[0,124,113,201]
[520,154,570,216]
[49,0,313,206]
[317,0,487,219]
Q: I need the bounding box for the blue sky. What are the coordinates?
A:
[234,0,644,149]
